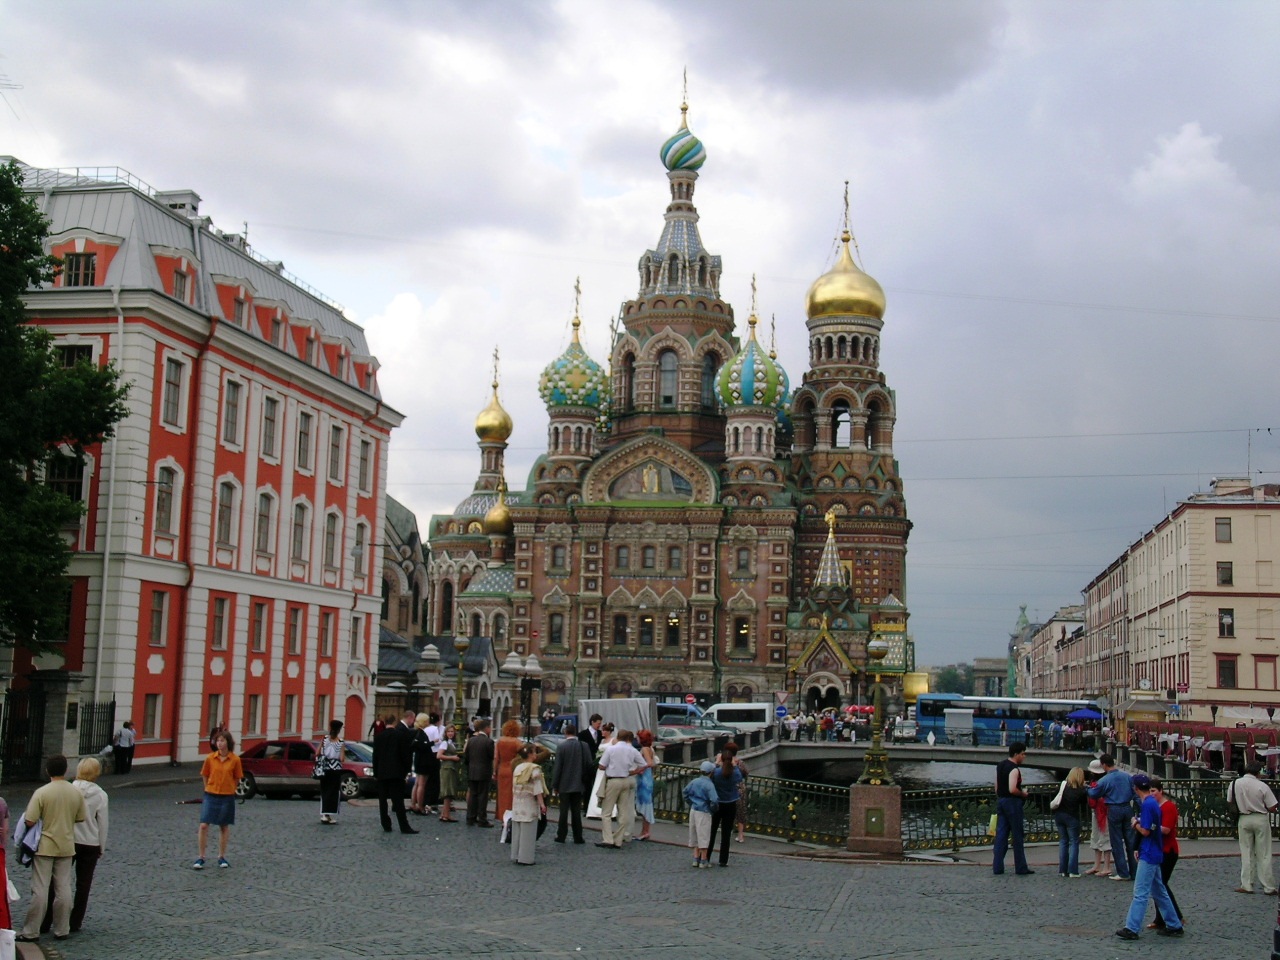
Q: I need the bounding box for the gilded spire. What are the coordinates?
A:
[747,273,758,339]
[814,507,845,588]
[571,276,582,340]
[769,313,777,360]
[474,344,513,442]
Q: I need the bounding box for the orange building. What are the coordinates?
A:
[5,159,401,767]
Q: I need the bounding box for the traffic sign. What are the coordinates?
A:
[1176,683,1189,693]
[775,705,788,718]
[685,694,696,704]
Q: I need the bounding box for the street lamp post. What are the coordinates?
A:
[452,636,471,735]
[503,651,543,741]
[858,639,894,785]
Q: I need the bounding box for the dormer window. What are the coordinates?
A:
[233,298,248,326]
[173,270,188,303]
[63,253,96,287]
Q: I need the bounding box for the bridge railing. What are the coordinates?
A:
[652,763,850,846]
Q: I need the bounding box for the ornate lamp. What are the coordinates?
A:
[858,638,894,785]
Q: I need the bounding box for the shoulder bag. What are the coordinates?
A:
[1050,780,1067,811]
[1227,780,1240,820]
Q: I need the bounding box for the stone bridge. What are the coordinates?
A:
[735,739,1096,779]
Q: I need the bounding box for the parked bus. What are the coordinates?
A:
[703,702,774,732]
[913,693,1101,746]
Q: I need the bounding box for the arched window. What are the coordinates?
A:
[700,353,718,410]
[667,253,680,287]
[411,581,421,624]
[658,351,678,407]
[642,546,657,569]
[573,426,583,452]
[155,466,176,534]
[616,545,630,570]
[622,353,636,412]
[291,503,308,560]
[837,336,847,359]
[471,613,482,637]
[493,614,506,643]
[698,258,708,286]
[381,577,392,621]
[867,399,883,449]
[832,399,852,448]
[756,426,764,453]
[440,582,454,635]
[667,545,682,570]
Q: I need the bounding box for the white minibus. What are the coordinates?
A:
[702,702,774,732]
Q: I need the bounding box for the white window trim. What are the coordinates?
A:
[214,475,243,548]
[152,458,184,542]
[260,393,282,462]
[357,437,374,494]
[158,350,191,435]
[327,422,346,486]
[295,409,315,476]
[255,488,278,556]
[290,498,312,564]
[220,375,247,450]
[323,510,343,570]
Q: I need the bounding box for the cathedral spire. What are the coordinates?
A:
[814,508,846,587]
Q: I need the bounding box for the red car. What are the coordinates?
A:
[236,739,375,801]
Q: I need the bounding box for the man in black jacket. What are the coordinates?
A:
[551,723,594,844]
[373,712,418,834]
[462,719,495,826]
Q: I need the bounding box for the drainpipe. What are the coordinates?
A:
[92,286,127,702]
[168,214,215,763]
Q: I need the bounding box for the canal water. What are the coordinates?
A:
[782,759,1060,790]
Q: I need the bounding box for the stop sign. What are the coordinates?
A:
[685,694,696,704]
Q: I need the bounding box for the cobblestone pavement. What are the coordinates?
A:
[3,777,1275,960]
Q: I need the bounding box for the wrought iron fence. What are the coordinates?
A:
[1,688,47,784]
[902,783,1072,852]
[78,699,116,757]
[902,777,1280,852]
[651,763,850,846]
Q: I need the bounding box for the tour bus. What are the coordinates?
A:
[913,693,1100,745]
[703,702,774,732]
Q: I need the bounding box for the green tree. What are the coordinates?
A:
[0,160,129,650]
[933,664,974,696]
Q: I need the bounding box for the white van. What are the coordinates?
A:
[703,702,774,732]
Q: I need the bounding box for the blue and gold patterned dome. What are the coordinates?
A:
[660,102,706,172]
[717,315,788,408]
[539,314,608,410]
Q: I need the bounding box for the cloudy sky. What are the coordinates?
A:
[5,0,1278,666]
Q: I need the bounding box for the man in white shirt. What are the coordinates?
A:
[1230,762,1279,894]
[595,730,646,849]
[112,721,136,774]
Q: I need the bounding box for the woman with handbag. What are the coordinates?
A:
[1052,766,1090,877]
[317,720,346,825]
[509,744,546,866]
[435,725,463,822]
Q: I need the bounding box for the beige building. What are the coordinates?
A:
[1083,478,1280,724]
[1022,606,1084,699]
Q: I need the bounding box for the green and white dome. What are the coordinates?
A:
[660,104,706,172]
[538,317,609,410]
[717,316,788,408]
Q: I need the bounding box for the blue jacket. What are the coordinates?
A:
[710,765,745,805]
[683,776,720,814]
[1087,769,1134,806]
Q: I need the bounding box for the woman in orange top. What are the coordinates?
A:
[494,721,551,824]
[194,732,242,870]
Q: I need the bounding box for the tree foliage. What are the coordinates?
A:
[0,160,130,649]
[933,664,974,696]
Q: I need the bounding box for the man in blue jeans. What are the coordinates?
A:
[1088,753,1136,879]
[1116,773,1184,940]
[993,742,1034,875]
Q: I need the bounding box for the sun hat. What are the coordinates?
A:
[1087,759,1106,775]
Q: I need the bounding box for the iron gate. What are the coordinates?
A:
[1,688,47,784]
[78,699,117,758]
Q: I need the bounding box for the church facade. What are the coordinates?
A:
[427,103,913,714]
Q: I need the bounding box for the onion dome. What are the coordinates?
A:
[474,378,513,442]
[717,314,788,408]
[805,230,885,321]
[538,313,608,410]
[483,482,513,535]
[660,102,706,172]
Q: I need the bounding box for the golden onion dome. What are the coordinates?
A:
[805,230,886,321]
[482,483,513,535]
[482,499,512,535]
[474,380,513,442]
